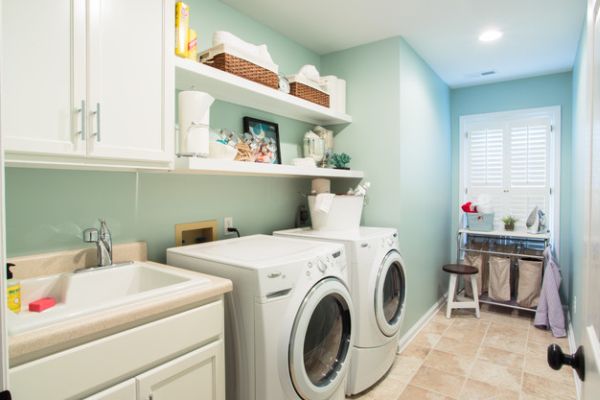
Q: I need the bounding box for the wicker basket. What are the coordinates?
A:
[205,53,279,89]
[290,82,330,107]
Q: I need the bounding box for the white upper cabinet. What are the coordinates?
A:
[1,0,173,168]
[87,0,172,163]
[1,0,86,156]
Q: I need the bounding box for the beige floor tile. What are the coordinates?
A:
[467,360,522,392]
[400,343,431,359]
[388,354,424,383]
[477,346,525,369]
[458,378,519,400]
[432,312,455,327]
[423,349,475,376]
[525,339,552,358]
[434,336,481,358]
[365,375,407,399]
[521,372,576,400]
[481,323,528,354]
[527,326,569,346]
[442,323,488,343]
[423,321,452,335]
[398,385,453,400]
[411,331,442,349]
[524,353,574,383]
[409,366,465,398]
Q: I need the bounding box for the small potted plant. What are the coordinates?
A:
[502,216,517,231]
[331,152,351,170]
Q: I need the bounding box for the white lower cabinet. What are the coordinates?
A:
[9,300,225,400]
[84,341,224,400]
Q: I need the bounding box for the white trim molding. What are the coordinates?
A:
[567,313,582,400]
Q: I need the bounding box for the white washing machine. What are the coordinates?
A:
[166,235,354,400]
[274,227,406,395]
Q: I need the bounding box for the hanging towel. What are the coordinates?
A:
[534,247,566,337]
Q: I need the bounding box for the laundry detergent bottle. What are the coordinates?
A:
[6,263,20,313]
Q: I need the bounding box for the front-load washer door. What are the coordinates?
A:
[375,250,406,337]
[289,277,354,400]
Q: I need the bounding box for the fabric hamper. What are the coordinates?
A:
[488,256,511,302]
[516,257,543,308]
[463,251,487,297]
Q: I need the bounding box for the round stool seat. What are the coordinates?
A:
[443,264,478,275]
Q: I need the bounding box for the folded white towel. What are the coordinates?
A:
[298,65,321,86]
[315,193,336,213]
[213,31,275,66]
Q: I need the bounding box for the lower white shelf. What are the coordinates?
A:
[173,157,364,179]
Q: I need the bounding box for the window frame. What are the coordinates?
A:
[459,106,561,253]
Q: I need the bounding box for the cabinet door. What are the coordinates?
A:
[87,0,172,163]
[1,0,86,156]
[136,340,225,400]
[84,379,136,400]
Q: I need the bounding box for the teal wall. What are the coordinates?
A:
[5,168,310,261]
[569,21,590,342]
[450,72,573,298]
[321,37,452,334]
[5,0,325,261]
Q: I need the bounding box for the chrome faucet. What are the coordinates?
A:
[83,219,113,267]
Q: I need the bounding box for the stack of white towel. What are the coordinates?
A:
[203,31,279,74]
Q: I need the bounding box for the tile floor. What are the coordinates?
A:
[350,304,576,400]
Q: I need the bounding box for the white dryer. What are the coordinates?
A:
[166,235,354,400]
[274,227,406,395]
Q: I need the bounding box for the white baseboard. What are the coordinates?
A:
[567,312,582,400]
[397,295,447,354]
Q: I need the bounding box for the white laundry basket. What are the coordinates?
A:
[308,195,364,231]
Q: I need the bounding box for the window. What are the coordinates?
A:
[460,107,560,236]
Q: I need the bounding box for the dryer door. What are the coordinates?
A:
[375,250,406,337]
[289,278,353,400]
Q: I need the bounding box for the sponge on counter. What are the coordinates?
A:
[28,297,56,312]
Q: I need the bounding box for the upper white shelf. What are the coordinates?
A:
[174,57,352,125]
[173,157,364,179]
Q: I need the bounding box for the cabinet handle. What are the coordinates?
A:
[76,100,86,139]
[91,102,101,142]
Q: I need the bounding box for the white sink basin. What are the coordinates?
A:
[7,262,210,336]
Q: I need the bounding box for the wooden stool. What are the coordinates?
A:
[443,264,480,319]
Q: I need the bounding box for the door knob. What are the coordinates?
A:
[547,344,585,381]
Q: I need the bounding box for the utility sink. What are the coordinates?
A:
[7,262,210,336]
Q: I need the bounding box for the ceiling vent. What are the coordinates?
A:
[481,70,496,76]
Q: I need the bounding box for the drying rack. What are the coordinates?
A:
[456,229,551,312]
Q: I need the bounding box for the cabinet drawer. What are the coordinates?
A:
[10,300,223,400]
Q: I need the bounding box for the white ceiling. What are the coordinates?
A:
[221,0,586,87]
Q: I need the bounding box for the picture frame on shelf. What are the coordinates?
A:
[243,116,282,164]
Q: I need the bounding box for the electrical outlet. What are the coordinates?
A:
[224,217,234,235]
[573,296,577,314]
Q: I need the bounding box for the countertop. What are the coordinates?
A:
[9,262,232,367]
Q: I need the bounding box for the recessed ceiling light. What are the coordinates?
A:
[479,29,503,42]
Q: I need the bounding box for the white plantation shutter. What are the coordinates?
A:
[463,112,554,231]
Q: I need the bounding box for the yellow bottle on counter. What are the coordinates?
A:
[175,2,190,57]
[6,263,20,314]
[186,29,198,61]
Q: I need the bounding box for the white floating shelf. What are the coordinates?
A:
[173,158,364,179]
[175,57,352,125]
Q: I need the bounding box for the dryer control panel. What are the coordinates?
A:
[256,246,347,303]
